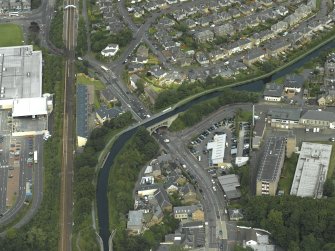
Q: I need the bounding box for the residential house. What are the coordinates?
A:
[174,205,204,221]
[166,183,179,194]
[129,74,142,90]
[230,8,241,18]
[263,82,283,102]
[318,90,335,106]
[295,5,312,19]
[180,183,197,204]
[100,85,117,104]
[101,43,119,57]
[195,52,209,65]
[228,209,244,221]
[284,13,301,27]
[259,0,273,7]
[198,16,211,27]
[95,106,122,124]
[137,184,159,197]
[185,19,196,29]
[213,23,234,37]
[271,21,288,34]
[154,187,173,212]
[133,6,144,18]
[243,48,268,66]
[265,38,291,57]
[193,30,214,43]
[300,110,335,129]
[148,66,167,80]
[158,17,175,27]
[128,62,145,73]
[136,45,149,59]
[284,74,304,93]
[127,210,145,235]
[275,6,289,16]
[172,9,186,21]
[208,50,227,62]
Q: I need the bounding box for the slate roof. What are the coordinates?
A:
[76,85,89,138]
[301,110,335,122]
[263,82,283,97]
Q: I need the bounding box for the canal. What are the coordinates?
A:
[96,39,335,250]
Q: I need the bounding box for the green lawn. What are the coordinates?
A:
[278,154,299,194]
[0,24,24,47]
[77,73,105,90]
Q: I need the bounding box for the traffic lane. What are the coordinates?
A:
[0,168,7,214]
[166,140,222,245]
[179,104,251,140]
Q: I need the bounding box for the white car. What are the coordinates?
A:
[213,186,217,192]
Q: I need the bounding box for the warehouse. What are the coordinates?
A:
[290,142,332,198]
[0,45,52,135]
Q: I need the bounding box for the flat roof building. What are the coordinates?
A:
[207,134,226,166]
[290,142,332,198]
[0,45,52,136]
[0,45,42,101]
[256,137,286,196]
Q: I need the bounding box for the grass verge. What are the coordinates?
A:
[0,24,23,47]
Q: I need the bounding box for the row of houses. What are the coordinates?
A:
[126,155,205,236]
[0,0,30,13]
[96,0,125,34]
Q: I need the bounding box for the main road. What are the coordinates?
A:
[59,0,77,250]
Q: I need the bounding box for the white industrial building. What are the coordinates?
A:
[290,142,332,198]
[0,45,53,136]
[207,134,226,166]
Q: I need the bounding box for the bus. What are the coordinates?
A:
[9,12,19,17]
[101,65,109,72]
[34,150,38,164]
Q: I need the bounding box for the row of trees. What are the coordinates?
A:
[108,127,181,251]
[242,196,335,251]
[76,17,88,56]
[49,1,64,49]
[154,76,253,110]
[91,28,133,53]
[0,52,64,250]
[170,89,259,131]
[73,111,134,250]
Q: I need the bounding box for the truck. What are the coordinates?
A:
[34,150,38,164]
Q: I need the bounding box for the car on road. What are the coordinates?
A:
[330,137,335,142]
[213,186,217,191]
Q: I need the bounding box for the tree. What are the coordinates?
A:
[323,179,334,197]
[261,210,286,247]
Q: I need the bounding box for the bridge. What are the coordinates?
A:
[64,4,76,9]
[146,114,179,134]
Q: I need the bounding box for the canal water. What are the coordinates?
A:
[97,39,335,250]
